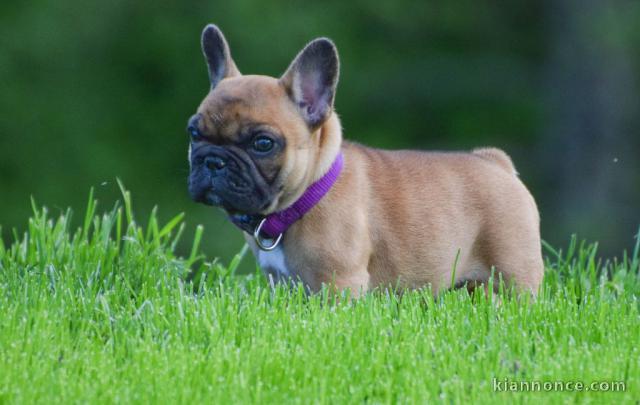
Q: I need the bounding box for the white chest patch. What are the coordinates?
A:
[257,245,290,281]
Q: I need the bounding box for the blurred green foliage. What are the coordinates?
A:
[1,0,639,266]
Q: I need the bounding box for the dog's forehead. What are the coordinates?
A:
[197,75,297,138]
[202,76,283,111]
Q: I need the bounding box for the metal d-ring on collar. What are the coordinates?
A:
[253,218,283,251]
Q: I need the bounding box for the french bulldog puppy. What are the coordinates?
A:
[188,24,543,296]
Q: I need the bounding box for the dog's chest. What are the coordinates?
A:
[256,245,291,282]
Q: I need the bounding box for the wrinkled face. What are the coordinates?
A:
[187,24,339,216]
[188,76,309,214]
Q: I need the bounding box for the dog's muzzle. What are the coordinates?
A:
[188,145,272,214]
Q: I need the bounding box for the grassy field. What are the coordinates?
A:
[1,187,638,404]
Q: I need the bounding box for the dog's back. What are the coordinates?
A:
[333,142,543,293]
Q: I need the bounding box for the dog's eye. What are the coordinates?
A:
[187,125,201,141]
[252,135,274,153]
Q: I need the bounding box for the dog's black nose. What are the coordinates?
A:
[205,156,226,171]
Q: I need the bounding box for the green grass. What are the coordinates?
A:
[1,186,639,404]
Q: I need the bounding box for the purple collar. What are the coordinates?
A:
[230,151,344,250]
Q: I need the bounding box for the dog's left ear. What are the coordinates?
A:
[201,24,241,89]
[280,38,339,129]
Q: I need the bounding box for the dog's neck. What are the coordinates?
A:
[311,112,343,183]
[268,112,342,213]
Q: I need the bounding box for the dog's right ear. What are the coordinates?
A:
[201,24,240,89]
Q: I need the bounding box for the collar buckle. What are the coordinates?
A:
[253,218,283,251]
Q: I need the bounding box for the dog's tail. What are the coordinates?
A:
[472,147,518,176]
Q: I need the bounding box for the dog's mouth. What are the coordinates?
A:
[202,190,242,213]
[204,190,224,207]
[201,188,271,216]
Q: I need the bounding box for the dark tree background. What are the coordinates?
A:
[1,0,639,268]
